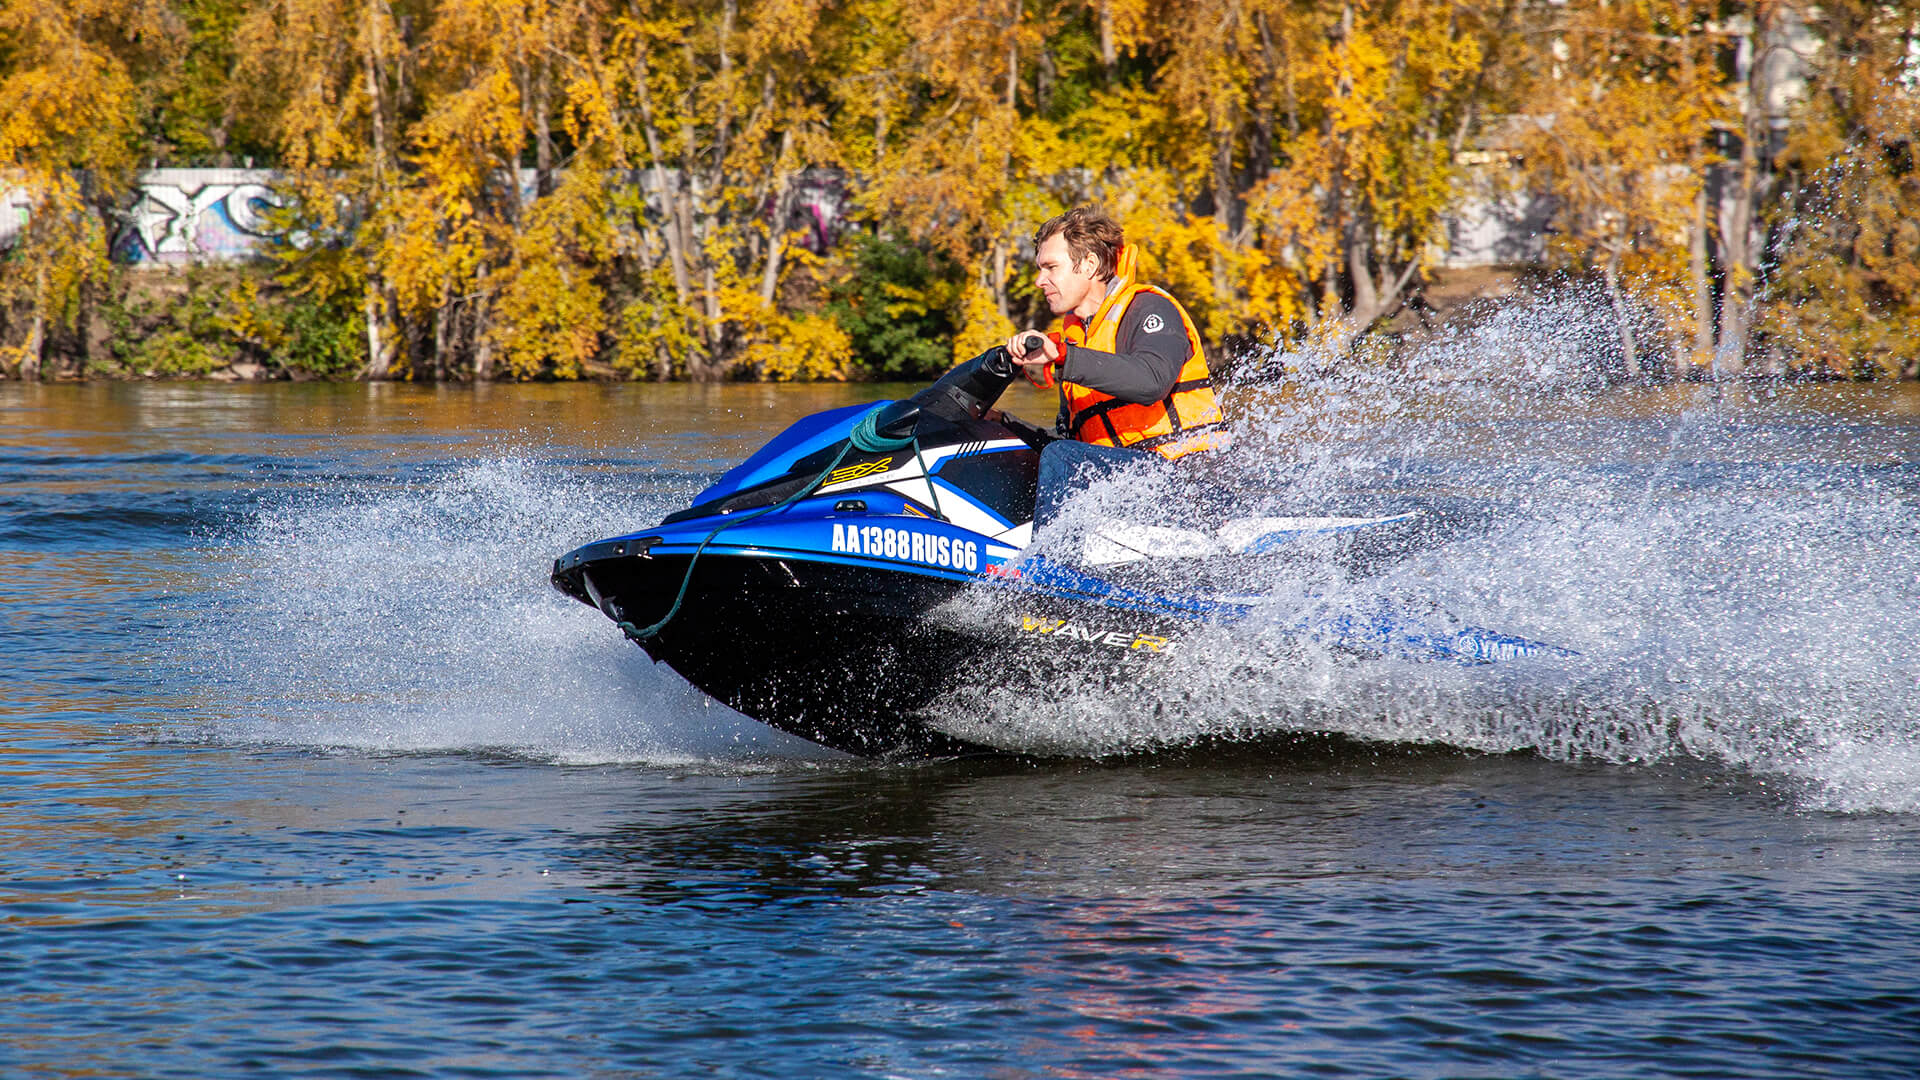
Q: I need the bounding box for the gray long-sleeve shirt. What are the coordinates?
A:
[1055,291,1192,434]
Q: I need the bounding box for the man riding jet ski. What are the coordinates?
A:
[550,213,1570,758]
[1006,205,1227,463]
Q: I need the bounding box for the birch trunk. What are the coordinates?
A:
[361,0,397,380]
[1602,245,1641,380]
[1690,185,1714,371]
[1715,9,1768,377]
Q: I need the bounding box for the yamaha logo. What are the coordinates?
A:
[1142,313,1166,333]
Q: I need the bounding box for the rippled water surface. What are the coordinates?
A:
[4,377,1919,1078]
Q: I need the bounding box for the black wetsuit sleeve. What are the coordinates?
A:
[1059,293,1191,406]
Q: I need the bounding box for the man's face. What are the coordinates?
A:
[1034,235,1104,316]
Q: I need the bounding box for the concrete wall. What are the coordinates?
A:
[6,165,1539,271]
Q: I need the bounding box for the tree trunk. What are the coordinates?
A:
[1690,184,1714,372]
[361,0,399,381]
[71,276,96,379]
[1716,8,1768,377]
[1211,121,1235,303]
[694,178,724,379]
[629,47,692,313]
[1005,38,1018,108]
[22,272,44,381]
[1716,152,1756,377]
[1098,0,1116,85]
[1323,229,1404,356]
[713,0,737,169]
[991,239,1010,322]
[758,195,789,307]
[1602,247,1641,380]
[472,265,494,381]
[433,278,452,382]
[363,284,391,379]
[534,58,554,198]
[758,129,796,307]
[1346,224,1379,326]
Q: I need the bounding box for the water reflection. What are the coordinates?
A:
[569,744,1828,908]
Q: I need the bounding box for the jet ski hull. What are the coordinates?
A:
[552,538,1217,758]
[556,547,996,757]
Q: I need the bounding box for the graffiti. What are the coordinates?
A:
[0,184,30,252]
[788,169,846,254]
[1440,187,1556,269]
[112,169,289,265]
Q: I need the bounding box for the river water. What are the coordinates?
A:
[4,372,1919,1078]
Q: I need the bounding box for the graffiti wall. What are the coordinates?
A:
[9,166,1534,271]
[113,169,288,265]
[1,183,33,253]
[789,169,847,254]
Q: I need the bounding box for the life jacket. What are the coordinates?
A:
[1058,245,1225,461]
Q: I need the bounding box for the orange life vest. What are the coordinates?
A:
[1058,246,1225,461]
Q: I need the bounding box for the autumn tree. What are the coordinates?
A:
[233,0,417,375]
[1512,0,1727,377]
[0,0,180,379]
[847,0,1075,361]
[1201,0,1500,357]
[1758,1,1920,378]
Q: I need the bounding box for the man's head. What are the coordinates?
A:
[1032,206,1124,317]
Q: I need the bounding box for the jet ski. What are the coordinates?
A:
[551,345,1572,758]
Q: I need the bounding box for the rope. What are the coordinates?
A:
[618,401,934,644]
[849,406,913,454]
[850,402,947,522]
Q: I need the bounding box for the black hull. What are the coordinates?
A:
[558,551,997,757]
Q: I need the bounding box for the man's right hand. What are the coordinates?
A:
[1007,331,1062,388]
[1007,331,1060,364]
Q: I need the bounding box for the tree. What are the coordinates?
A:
[0,0,173,379]
[1513,0,1727,377]
[234,0,415,375]
[1758,1,1920,378]
[1235,0,1497,356]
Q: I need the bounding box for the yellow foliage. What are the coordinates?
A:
[217,276,289,353]
[616,284,706,379]
[7,0,1910,382]
[0,0,156,375]
[951,278,1015,365]
[491,258,607,379]
[744,310,854,381]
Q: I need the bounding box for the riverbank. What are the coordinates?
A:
[8,264,1912,387]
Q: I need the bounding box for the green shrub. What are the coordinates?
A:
[275,292,365,378]
[824,231,965,380]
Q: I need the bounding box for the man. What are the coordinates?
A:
[1007,206,1226,461]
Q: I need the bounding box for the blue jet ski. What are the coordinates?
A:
[551,346,1571,758]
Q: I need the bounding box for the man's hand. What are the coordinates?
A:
[1007,331,1061,387]
[1007,331,1060,363]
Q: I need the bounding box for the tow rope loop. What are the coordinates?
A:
[848,407,912,453]
[619,402,934,644]
[848,403,947,524]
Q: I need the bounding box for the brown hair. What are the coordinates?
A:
[1033,206,1125,280]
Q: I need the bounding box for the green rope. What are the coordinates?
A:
[850,403,945,523]
[848,406,913,454]
[619,402,929,644]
